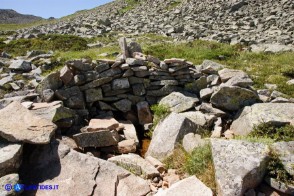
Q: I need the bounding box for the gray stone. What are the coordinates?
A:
[95,63,110,73]
[99,67,122,78]
[36,71,62,97]
[146,113,198,161]
[200,60,224,74]
[9,60,31,72]
[137,101,153,125]
[0,76,13,87]
[80,77,112,91]
[159,92,199,113]
[73,130,119,148]
[60,65,73,84]
[43,89,54,102]
[55,86,85,109]
[211,139,269,196]
[128,41,142,57]
[118,139,137,154]
[66,60,92,71]
[119,37,130,59]
[230,103,294,136]
[210,86,259,111]
[222,73,253,88]
[0,142,22,177]
[85,88,103,102]
[109,153,159,179]
[112,78,130,90]
[219,68,249,82]
[200,88,214,100]
[126,58,145,66]
[185,76,207,93]
[183,133,206,153]
[199,103,227,117]
[120,120,139,144]
[96,157,150,196]
[272,141,294,176]
[113,99,132,112]
[0,174,20,195]
[155,176,213,196]
[132,83,146,96]
[180,111,215,128]
[0,102,56,144]
[30,101,76,124]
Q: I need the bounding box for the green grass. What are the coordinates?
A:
[0,34,88,56]
[163,143,216,193]
[145,104,171,138]
[142,39,294,97]
[54,46,119,61]
[267,149,294,185]
[167,0,182,10]
[0,19,57,31]
[249,123,294,142]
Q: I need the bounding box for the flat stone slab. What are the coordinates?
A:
[0,102,57,144]
[211,139,269,196]
[159,92,199,113]
[0,141,22,177]
[109,153,159,179]
[87,117,119,131]
[73,130,119,148]
[230,103,294,136]
[155,176,213,196]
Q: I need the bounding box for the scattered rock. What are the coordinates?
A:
[0,141,22,177]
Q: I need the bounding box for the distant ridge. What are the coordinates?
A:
[0,9,43,24]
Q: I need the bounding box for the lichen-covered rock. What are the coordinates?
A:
[210,86,259,111]
[211,139,269,196]
[272,141,294,176]
[230,103,294,136]
[159,92,199,113]
[146,113,198,161]
[0,173,20,195]
[109,153,159,179]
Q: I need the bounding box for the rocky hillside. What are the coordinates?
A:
[0,38,293,195]
[0,9,43,24]
[13,0,294,47]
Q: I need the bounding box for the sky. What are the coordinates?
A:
[0,0,113,19]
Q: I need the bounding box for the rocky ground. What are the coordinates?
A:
[3,0,293,52]
[0,37,293,196]
[0,0,294,195]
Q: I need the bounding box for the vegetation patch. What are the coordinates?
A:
[267,150,294,185]
[145,104,170,138]
[0,34,88,56]
[167,0,182,10]
[119,0,140,14]
[249,123,294,142]
[163,143,216,193]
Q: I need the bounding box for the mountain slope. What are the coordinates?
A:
[10,0,294,46]
[0,9,43,24]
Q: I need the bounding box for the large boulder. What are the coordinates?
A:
[108,153,159,179]
[0,102,56,144]
[155,176,213,196]
[211,139,269,196]
[0,141,22,177]
[230,103,294,136]
[146,113,198,161]
[159,92,199,113]
[210,86,259,111]
[36,71,62,97]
